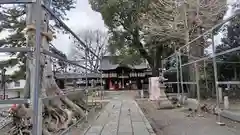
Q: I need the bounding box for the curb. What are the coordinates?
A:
[134,101,157,135]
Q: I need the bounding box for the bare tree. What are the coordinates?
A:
[140,0,226,48]
[139,0,226,97]
[69,29,108,71]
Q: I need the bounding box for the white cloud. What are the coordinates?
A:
[52,0,107,55]
[0,0,107,74]
[1,0,106,55]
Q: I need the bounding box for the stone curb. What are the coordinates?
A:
[221,110,240,122]
[134,101,157,135]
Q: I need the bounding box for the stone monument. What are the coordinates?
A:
[158,75,174,109]
[148,70,173,109]
[149,77,161,100]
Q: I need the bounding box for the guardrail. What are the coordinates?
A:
[0,0,104,134]
[162,10,240,125]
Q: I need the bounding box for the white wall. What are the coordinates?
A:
[0,91,20,99]
[0,91,21,108]
[6,80,25,89]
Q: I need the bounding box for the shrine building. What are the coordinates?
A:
[99,56,151,90]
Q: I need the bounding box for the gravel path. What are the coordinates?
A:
[137,100,240,135]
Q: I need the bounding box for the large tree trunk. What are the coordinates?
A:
[9,2,87,135]
[151,46,163,77]
[189,27,204,98]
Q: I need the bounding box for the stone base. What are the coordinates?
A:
[157,99,174,109]
[151,99,174,109]
[177,94,187,105]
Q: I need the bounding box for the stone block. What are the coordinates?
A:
[132,122,148,133]
[87,126,103,133]
[118,132,133,135]
[131,115,143,122]
[101,122,118,135]
[85,133,99,135]
[118,124,132,133]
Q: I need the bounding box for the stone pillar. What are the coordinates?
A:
[218,87,223,103]
[141,79,144,98]
[141,89,144,98]
[148,77,160,100]
[158,81,173,109]
[224,96,229,110]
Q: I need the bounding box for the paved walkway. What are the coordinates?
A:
[84,91,155,135]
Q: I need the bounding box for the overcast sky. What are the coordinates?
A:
[0,0,106,74]
[52,0,107,55]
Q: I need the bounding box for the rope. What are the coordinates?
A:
[22,24,56,41]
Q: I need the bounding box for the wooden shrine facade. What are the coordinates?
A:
[100,56,151,90]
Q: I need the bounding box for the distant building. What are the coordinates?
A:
[55,56,152,90]
[99,56,151,90]
[55,72,100,88]
[0,79,25,99]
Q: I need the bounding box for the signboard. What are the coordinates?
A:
[130,72,146,77]
[102,73,117,78]
[102,72,147,78]
[118,75,129,78]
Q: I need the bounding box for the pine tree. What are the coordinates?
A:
[0,0,75,79]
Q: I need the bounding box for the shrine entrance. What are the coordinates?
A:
[100,56,151,90]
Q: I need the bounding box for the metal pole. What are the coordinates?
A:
[100,54,104,108]
[194,63,200,110]
[122,70,124,89]
[176,52,180,95]
[85,46,88,120]
[85,49,88,89]
[3,69,6,100]
[178,52,184,95]
[203,60,209,94]
[1,69,6,100]
[211,32,223,125]
[31,0,42,134]
[100,70,103,108]
[179,11,240,51]
[42,5,100,60]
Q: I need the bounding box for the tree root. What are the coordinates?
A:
[9,10,92,134]
[61,97,85,116]
[8,93,87,135]
[8,35,89,135]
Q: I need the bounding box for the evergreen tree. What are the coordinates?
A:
[0,0,75,79]
[216,15,240,81]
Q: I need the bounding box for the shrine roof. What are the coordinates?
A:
[99,56,149,71]
[55,72,100,79]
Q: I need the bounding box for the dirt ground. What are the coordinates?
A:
[137,100,240,135]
